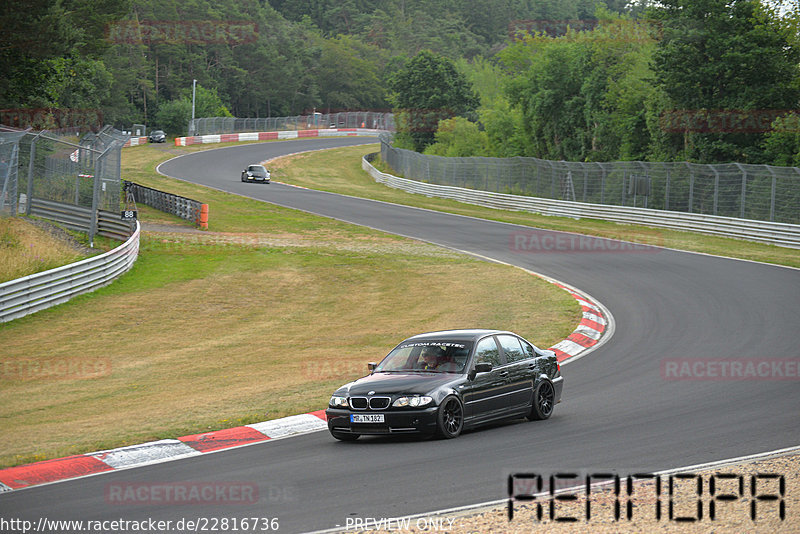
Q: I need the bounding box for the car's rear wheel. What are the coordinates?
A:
[527,379,555,421]
[330,430,359,441]
[436,396,464,439]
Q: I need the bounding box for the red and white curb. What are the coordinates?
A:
[0,282,609,493]
[0,411,328,493]
[174,128,386,146]
[546,280,611,363]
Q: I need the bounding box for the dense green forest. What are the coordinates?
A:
[2,0,800,165]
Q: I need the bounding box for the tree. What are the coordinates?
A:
[650,0,800,163]
[315,35,388,112]
[424,117,489,157]
[154,86,232,136]
[388,50,479,151]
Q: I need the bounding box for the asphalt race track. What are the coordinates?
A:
[3,138,798,532]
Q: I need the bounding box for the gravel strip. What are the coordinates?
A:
[338,450,800,534]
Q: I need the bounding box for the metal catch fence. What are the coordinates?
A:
[380,136,800,225]
[1,125,129,243]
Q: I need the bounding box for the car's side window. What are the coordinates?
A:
[497,334,526,363]
[520,338,536,359]
[474,337,502,367]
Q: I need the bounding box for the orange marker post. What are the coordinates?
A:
[198,204,209,229]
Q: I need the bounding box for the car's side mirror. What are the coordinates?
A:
[468,362,492,380]
[367,362,377,372]
[474,362,493,373]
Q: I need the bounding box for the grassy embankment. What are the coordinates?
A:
[0,218,90,283]
[0,141,578,468]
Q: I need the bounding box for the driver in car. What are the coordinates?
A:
[419,345,444,370]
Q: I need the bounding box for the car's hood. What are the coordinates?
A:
[345,372,459,396]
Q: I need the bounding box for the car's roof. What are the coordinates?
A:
[248,164,266,168]
[402,329,512,343]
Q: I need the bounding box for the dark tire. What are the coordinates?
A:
[527,379,555,421]
[330,430,359,441]
[436,396,464,439]
[241,175,246,182]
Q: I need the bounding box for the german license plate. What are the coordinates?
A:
[351,414,384,423]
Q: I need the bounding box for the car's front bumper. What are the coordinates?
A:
[326,407,439,435]
[245,177,270,182]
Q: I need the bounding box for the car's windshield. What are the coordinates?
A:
[374,341,473,373]
[248,165,268,176]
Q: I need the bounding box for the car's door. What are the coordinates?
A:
[462,336,509,422]
[497,334,536,412]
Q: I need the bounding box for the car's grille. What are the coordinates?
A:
[349,396,391,410]
[350,397,368,410]
[369,397,391,410]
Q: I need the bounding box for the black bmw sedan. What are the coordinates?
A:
[326,329,563,440]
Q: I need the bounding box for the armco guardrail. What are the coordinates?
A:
[363,154,800,249]
[125,182,208,229]
[0,221,140,323]
[29,198,134,240]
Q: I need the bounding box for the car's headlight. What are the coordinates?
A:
[392,396,433,408]
[329,395,349,408]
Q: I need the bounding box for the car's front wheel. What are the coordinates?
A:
[527,379,555,421]
[436,396,464,439]
[330,430,359,441]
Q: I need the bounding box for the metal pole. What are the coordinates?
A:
[734,163,746,219]
[768,167,776,221]
[712,166,719,215]
[665,165,670,211]
[638,161,648,209]
[26,132,44,216]
[600,163,606,204]
[581,162,588,202]
[191,79,197,136]
[89,145,113,248]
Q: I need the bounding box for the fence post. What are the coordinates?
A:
[712,166,719,215]
[735,163,746,219]
[90,145,112,247]
[686,162,694,214]
[89,158,100,247]
[26,133,42,215]
[768,167,776,222]
[638,161,649,209]
[665,165,670,211]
